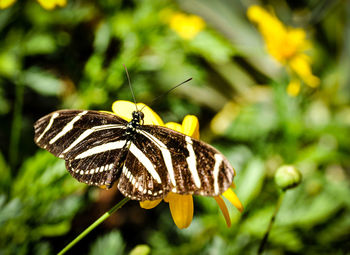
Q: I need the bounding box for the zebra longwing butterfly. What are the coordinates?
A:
[34,108,235,201]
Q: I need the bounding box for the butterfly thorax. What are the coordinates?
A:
[125,111,144,135]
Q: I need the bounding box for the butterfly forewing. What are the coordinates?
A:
[34,110,129,186]
[34,110,128,157]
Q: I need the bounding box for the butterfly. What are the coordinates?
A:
[34,108,235,201]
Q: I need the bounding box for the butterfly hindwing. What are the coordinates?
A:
[116,125,234,200]
[65,139,129,187]
[140,125,234,196]
[117,144,170,200]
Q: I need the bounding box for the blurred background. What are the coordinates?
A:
[0,0,349,254]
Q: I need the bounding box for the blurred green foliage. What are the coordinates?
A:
[0,0,349,254]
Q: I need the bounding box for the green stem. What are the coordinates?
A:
[257,191,285,255]
[58,197,130,255]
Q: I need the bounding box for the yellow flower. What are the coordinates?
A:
[0,0,66,9]
[247,5,320,95]
[169,12,205,40]
[287,79,301,97]
[36,0,66,10]
[0,0,16,9]
[289,54,320,88]
[111,100,243,229]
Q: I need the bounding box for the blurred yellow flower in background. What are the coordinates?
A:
[112,100,243,229]
[287,79,301,97]
[247,5,320,96]
[168,12,205,40]
[0,0,66,10]
[0,0,16,9]
[37,0,66,10]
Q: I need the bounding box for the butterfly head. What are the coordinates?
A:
[132,111,144,125]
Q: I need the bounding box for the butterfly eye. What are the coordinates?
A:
[138,111,144,120]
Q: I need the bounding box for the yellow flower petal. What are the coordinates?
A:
[169,12,205,40]
[287,29,308,51]
[182,115,200,139]
[112,100,140,122]
[139,104,165,125]
[0,0,16,9]
[57,0,66,7]
[247,5,267,22]
[37,0,66,10]
[112,100,164,125]
[167,192,193,229]
[222,188,243,213]
[248,5,291,62]
[289,55,320,88]
[165,122,183,133]
[99,110,115,115]
[214,196,231,227]
[210,102,238,135]
[248,5,319,94]
[139,199,162,209]
[287,80,301,97]
[248,5,310,63]
[165,115,199,139]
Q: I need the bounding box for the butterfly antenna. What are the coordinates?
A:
[123,64,138,111]
[140,78,192,112]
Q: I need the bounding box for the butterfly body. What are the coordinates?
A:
[34,109,234,201]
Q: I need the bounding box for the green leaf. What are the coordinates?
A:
[269,227,303,252]
[94,21,111,54]
[23,33,56,55]
[277,177,348,228]
[0,51,21,78]
[235,158,266,206]
[240,205,274,236]
[0,84,10,114]
[317,212,350,244]
[32,221,70,237]
[0,196,22,227]
[33,242,51,255]
[129,244,151,255]
[89,230,125,255]
[225,102,278,141]
[0,151,11,191]
[189,30,234,62]
[23,68,64,96]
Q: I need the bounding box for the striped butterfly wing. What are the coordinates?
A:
[34,110,234,201]
[117,125,235,200]
[34,110,129,187]
[117,141,170,200]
